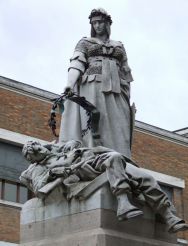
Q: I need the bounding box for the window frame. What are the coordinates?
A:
[0,179,32,204]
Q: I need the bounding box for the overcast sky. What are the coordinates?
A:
[0,0,188,131]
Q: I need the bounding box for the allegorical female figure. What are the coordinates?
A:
[59,8,134,158]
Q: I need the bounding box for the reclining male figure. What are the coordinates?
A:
[20,140,188,233]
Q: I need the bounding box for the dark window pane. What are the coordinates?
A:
[4,182,17,202]
[20,186,28,204]
[0,180,2,199]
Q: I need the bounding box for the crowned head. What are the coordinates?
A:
[89,8,112,38]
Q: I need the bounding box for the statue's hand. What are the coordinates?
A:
[99,151,118,160]
[97,151,121,166]
[64,86,74,97]
[49,167,71,178]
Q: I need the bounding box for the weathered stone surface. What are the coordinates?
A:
[20,184,178,246]
[21,183,116,225]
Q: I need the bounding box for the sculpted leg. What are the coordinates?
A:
[158,207,188,233]
[116,193,143,221]
[126,163,188,232]
[98,153,143,220]
[126,163,170,211]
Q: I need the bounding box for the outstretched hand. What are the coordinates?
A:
[64,86,74,97]
[49,166,71,178]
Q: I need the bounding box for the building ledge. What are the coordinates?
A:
[177,238,188,245]
[135,121,188,146]
[0,75,59,101]
[0,199,22,209]
[0,242,18,246]
[142,168,185,189]
[0,128,48,147]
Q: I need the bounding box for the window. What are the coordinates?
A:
[0,180,2,198]
[19,185,29,204]
[4,182,17,202]
[0,179,31,204]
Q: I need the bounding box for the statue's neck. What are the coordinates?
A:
[95,34,109,43]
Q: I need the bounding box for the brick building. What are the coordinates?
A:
[0,76,188,245]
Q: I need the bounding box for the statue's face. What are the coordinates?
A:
[24,142,50,163]
[91,16,106,36]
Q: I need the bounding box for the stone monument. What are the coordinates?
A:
[20,8,188,246]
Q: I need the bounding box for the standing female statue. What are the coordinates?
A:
[59,8,134,158]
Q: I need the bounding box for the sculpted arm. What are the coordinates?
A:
[120,44,133,83]
[47,156,75,169]
[120,44,133,99]
[67,69,81,88]
[65,39,88,90]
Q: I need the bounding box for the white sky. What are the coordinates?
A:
[0,0,188,131]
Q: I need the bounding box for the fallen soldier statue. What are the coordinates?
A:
[20,140,188,233]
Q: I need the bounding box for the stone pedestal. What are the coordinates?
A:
[20,180,178,246]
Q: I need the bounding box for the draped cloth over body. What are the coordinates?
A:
[59,37,133,158]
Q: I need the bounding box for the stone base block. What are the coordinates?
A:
[20,182,178,246]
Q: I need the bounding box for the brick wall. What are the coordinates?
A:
[0,87,60,141]
[0,204,21,243]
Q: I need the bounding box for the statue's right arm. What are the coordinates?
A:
[66,68,81,89]
[65,38,88,90]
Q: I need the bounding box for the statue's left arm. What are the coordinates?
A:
[120,44,134,99]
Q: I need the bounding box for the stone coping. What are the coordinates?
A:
[0,242,18,246]
[0,199,22,209]
[177,238,188,245]
[0,128,48,147]
[0,75,58,101]
[135,121,188,146]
